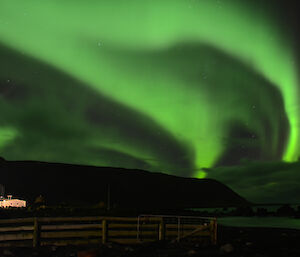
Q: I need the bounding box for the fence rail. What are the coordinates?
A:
[0,215,217,247]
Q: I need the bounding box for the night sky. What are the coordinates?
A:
[0,0,299,203]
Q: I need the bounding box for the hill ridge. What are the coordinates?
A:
[0,158,249,208]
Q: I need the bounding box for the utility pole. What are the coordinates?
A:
[107,184,110,211]
[0,184,5,197]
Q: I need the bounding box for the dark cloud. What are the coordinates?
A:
[87,147,153,171]
[85,100,195,175]
[0,79,29,102]
[206,160,300,203]
[215,121,263,166]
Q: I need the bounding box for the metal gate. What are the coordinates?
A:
[137,214,217,244]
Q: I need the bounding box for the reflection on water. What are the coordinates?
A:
[189,205,300,229]
[218,217,300,230]
[191,204,300,214]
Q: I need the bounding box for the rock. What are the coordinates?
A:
[125,247,134,252]
[254,254,267,257]
[3,249,13,256]
[220,243,234,254]
[77,249,98,257]
[187,249,197,255]
[106,243,113,248]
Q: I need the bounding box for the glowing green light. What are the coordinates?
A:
[0,0,298,177]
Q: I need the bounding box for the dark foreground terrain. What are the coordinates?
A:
[0,225,300,257]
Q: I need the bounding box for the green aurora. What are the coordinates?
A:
[0,0,299,201]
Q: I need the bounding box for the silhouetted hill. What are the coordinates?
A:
[0,159,248,209]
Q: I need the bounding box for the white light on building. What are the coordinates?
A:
[0,195,26,208]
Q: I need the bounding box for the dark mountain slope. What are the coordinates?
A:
[0,158,248,209]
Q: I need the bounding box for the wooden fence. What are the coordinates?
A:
[0,215,217,247]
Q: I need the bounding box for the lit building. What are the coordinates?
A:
[0,195,26,208]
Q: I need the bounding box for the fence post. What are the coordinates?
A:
[210,219,217,245]
[213,219,217,245]
[33,217,41,248]
[177,217,181,242]
[102,219,108,244]
[158,218,165,241]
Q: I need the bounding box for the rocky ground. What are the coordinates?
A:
[1,225,300,257]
